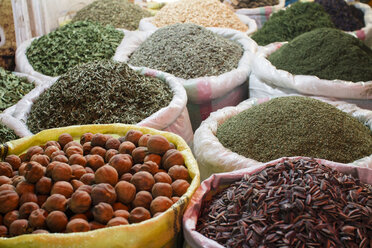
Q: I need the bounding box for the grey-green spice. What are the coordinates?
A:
[0,123,18,144]
[27,60,173,133]
[26,21,124,76]
[216,96,372,163]
[128,23,244,79]
[72,0,152,30]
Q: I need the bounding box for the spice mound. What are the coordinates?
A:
[216,96,372,163]
[0,131,191,237]
[26,60,173,133]
[251,2,334,46]
[129,23,244,79]
[0,67,34,112]
[151,0,248,32]
[197,158,372,247]
[315,0,365,31]
[268,28,372,82]
[72,0,152,30]
[0,123,18,144]
[229,0,279,9]
[26,21,124,76]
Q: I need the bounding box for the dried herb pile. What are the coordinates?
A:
[152,0,248,32]
[269,28,372,82]
[315,0,365,31]
[216,96,372,163]
[251,2,334,46]
[197,158,372,247]
[27,60,173,133]
[0,123,18,144]
[0,67,34,112]
[26,21,124,77]
[229,0,279,9]
[129,23,244,79]
[72,0,152,30]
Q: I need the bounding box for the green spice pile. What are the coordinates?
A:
[229,0,279,9]
[0,123,18,144]
[72,0,152,30]
[129,23,244,79]
[216,96,372,163]
[0,67,34,112]
[27,60,173,133]
[251,2,334,46]
[26,21,124,76]
[268,28,372,82]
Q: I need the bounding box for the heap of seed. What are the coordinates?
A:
[151,0,248,32]
[197,158,372,247]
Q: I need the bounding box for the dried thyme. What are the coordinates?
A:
[0,67,34,112]
[26,21,124,76]
[26,60,173,133]
[129,23,244,79]
[0,123,18,144]
[229,0,279,9]
[216,96,372,163]
[72,0,152,30]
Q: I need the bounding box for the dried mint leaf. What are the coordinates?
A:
[0,122,18,144]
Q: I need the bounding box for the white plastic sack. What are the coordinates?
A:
[193,97,372,180]
[9,67,194,145]
[250,42,372,110]
[345,2,372,47]
[138,14,258,36]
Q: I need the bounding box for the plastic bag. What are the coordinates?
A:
[183,156,372,248]
[193,97,372,180]
[0,124,200,248]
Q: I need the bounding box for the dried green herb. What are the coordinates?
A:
[128,23,244,79]
[27,60,173,133]
[72,0,152,30]
[0,123,18,144]
[269,28,372,82]
[251,2,335,46]
[26,21,124,77]
[0,67,34,112]
[216,96,372,163]
[229,0,279,9]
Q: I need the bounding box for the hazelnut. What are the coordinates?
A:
[150,196,173,215]
[37,195,48,207]
[42,194,67,212]
[71,164,86,179]
[115,181,136,205]
[131,147,148,164]
[91,133,109,147]
[80,173,95,185]
[24,161,44,183]
[45,141,61,150]
[86,154,105,171]
[147,135,170,155]
[138,134,151,147]
[28,209,47,229]
[18,163,26,176]
[89,221,105,230]
[66,218,90,233]
[95,165,118,186]
[0,162,12,177]
[162,149,184,170]
[11,176,24,187]
[66,146,83,158]
[52,154,68,163]
[118,141,136,155]
[139,161,159,175]
[0,214,2,225]
[92,202,113,224]
[46,211,68,232]
[19,193,38,206]
[0,176,11,185]
[52,162,72,181]
[91,183,116,205]
[12,171,18,177]
[51,181,73,198]
[105,138,120,150]
[132,191,153,209]
[109,154,132,177]
[107,217,128,227]
[25,146,44,161]
[0,225,7,237]
[58,133,73,149]
[35,177,52,195]
[69,154,87,167]
[129,207,151,223]
[71,179,84,191]
[114,210,130,219]
[153,212,162,218]
[171,179,190,197]
[68,191,91,214]
[152,183,172,198]
[45,161,60,177]
[9,219,29,236]
[120,173,132,182]
[168,165,189,181]
[19,202,39,219]
[130,164,142,174]
[112,202,129,211]
[124,130,143,146]
[32,229,49,234]
[144,154,162,166]
[19,154,27,163]
[50,150,65,159]
[154,172,172,184]
[30,154,50,167]
[169,143,176,150]
[0,190,19,213]
[80,133,93,145]
[63,141,82,153]
[0,184,15,191]
[90,146,106,158]
[70,214,88,221]
[4,210,19,228]
[105,149,118,163]
[76,185,92,194]
[171,197,179,204]
[82,142,92,155]
[5,155,21,170]
[130,171,155,192]
[85,167,94,174]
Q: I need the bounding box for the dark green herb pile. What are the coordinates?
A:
[72,0,152,30]
[27,60,173,133]
[269,28,372,82]
[128,23,244,79]
[0,123,18,144]
[230,0,279,9]
[0,67,34,112]
[26,21,124,76]
[216,96,372,163]
[251,2,335,46]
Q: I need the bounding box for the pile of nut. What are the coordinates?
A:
[0,130,190,237]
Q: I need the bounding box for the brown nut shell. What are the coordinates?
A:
[130,171,155,192]
[80,173,95,185]
[144,154,162,166]
[58,133,73,149]
[80,133,93,145]
[91,183,116,205]
[0,190,19,214]
[0,176,11,185]
[42,194,67,212]
[44,146,60,158]
[147,135,170,155]
[120,173,132,182]
[139,161,159,175]
[150,196,173,215]
[132,191,153,210]
[92,202,113,224]
[109,154,132,176]
[154,172,172,184]
[131,147,148,164]
[107,217,128,227]
[30,154,50,167]
[168,165,189,181]
[19,192,38,206]
[112,202,129,211]
[152,182,172,198]
[28,208,48,229]
[52,154,68,163]
[162,149,185,170]
[19,202,39,219]
[82,142,93,155]
[51,181,73,198]
[25,146,44,161]
[86,154,105,171]
[118,141,136,155]
[171,179,190,197]
[0,225,7,237]
[124,130,143,146]
[105,149,118,163]
[46,211,68,233]
[35,177,52,195]
[4,210,19,228]
[105,138,120,150]
[114,210,130,219]
[63,141,82,153]
[91,133,109,147]
[90,146,106,158]
[71,179,84,191]
[45,141,61,149]
[71,164,86,179]
[0,162,12,178]
[32,229,49,234]
[69,154,87,167]
[89,221,105,230]
[5,155,21,171]
[9,219,29,236]
[95,165,118,186]
[51,163,72,181]
[24,161,44,184]
[138,134,151,147]
[68,190,91,214]
[115,181,136,205]
[66,218,90,233]
[129,207,151,224]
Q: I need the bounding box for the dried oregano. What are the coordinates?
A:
[229,0,279,9]
[26,21,124,76]
[0,123,18,144]
[216,96,372,163]
[27,60,173,133]
[72,0,152,30]
[0,67,34,112]
[129,23,243,79]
